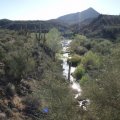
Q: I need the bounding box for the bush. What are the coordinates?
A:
[67,54,81,67]
[74,34,87,45]
[81,51,101,70]
[24,96,41,117]
[91,39,112,55]
[80,74,90,86]
[0,46,6,60]
[6,83,16,97]
[81,44,120,120]
[46,28,61,53]
[83,40,92,50]
[73,64,85,80]
[75,46,88,55]
[4,49,35,82]
[70,34,87,53]
[83,61,120,120]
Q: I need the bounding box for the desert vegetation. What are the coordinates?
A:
[0,28,83,120]
[0,7,120,120]
[68,32,120,120]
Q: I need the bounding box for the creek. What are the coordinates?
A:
[61,39,89,109]
[61,39,82,98]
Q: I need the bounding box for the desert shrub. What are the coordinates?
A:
[46,28,61,54]
[91,39,112,55]
[4,52,35,82]
[73,64,85,80]
[80,74,90,86]
[24,96,41,117]
[81,44,120,120]
[0,46,6,60]
[81,51,101,70]
[75,34,87,45]
[4,34,36,82]
[75,46,88,55]
[83,62,120,120]
[67,54,81,67]
[5,83,16,97]
[70,34,87,52]
[83,40,92,50]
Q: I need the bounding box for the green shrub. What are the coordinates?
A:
[46,28,61,54]
[83,40,92,50]
[0,46,6,60]
[75,34,87,45]
[70,34,87,53]
[67,54,81,67]
[83,54,120,120]
[80,74,90,86]
[5,52,35,81]
[6,83,16,97]
[91,39,112,55]
[81,51,101,70]
[75,46,88,55]
[74,64,85,80]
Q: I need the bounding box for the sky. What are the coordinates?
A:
[0,0,120,20]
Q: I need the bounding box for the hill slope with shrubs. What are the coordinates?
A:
[0,28,83,120]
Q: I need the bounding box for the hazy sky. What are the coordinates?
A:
[0,0,120,20]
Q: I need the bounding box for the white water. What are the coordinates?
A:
[61,39,82,99]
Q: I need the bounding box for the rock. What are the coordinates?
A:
[0,112,7,120]
[82,100,88,106]
[12,108,18,112]
[12,96,22,110]
[5,108,13,117]
[76,96,83,101]
[0,102,7,112]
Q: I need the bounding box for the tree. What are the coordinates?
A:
[46,28,61,59]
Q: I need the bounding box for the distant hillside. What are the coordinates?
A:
[77,15,120,39]
[70,17,94,32]
[57,7,100,25]
[2,9,120,40]
[0,19,69,33]
[0,8,100,35]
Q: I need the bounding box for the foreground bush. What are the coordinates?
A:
[81,51,101,70]
[80,74,90,86]
[91,39,112,55]
[70,34,87,53]
[23,96,41,117]
[82,44,120,120]
[73,64,85,80]
[75,46,88,55]
[67,54,81,67]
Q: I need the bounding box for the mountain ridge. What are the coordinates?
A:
[57,7,100,25]
[76,14,120,39]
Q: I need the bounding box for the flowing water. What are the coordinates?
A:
[61,39,82,99]
[61,39,89,109]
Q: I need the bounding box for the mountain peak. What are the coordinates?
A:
[57,8,100,25]
[86,7,99,13]
[87,7,95,10]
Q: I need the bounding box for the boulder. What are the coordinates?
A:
[0,113,7,120]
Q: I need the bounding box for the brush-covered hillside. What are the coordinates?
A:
[72,15,120,40]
